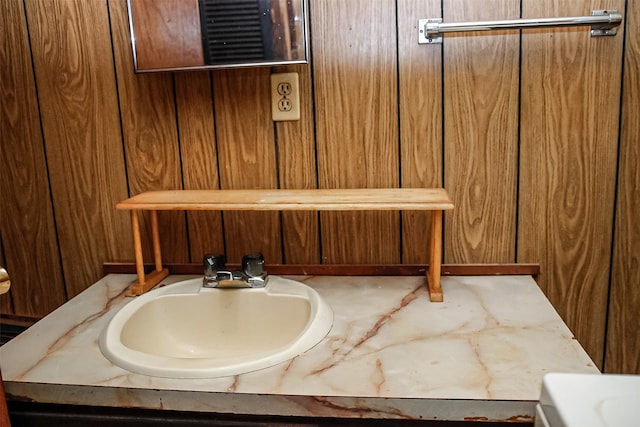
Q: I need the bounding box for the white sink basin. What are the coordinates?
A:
[100,276,333,378]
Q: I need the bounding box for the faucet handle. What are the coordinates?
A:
[242,253,265,277]
[203,254,226,277]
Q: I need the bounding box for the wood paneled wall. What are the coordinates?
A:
[1,0,67,314]
[1,0,638,373]
[519,0,625,374]
[606,0,640,374]
[443,0,520,264]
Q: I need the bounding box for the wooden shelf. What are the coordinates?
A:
[116,188,454,300]
[116,188,454,211]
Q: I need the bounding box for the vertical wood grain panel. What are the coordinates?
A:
[274,64,320,264]
[312,0,400,264]
[174,72,224,262]
[24,0,132,298]
[397,0,443,264]
[213,68,282,264]
[109,0,188,264]
[606,0,640,374]
[519,0,624,367]
[0,0,66,315]
[443,0,520,264]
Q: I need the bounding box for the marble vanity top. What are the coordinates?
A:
[0,274,597,422]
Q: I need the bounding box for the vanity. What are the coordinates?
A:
[0,273,598,425]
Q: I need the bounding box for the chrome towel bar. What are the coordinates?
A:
[419,9,622,44]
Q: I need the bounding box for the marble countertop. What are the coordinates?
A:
[0,274,598,422]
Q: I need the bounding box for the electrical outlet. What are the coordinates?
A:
[277,82,292,96]
[271,72,300,121]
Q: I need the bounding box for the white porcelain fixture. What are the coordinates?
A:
[535,373,640,427]
[100,276,333,378]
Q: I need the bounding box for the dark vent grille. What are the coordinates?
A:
[199,0,274,64]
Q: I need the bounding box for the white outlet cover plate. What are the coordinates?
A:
[271,72,300,121]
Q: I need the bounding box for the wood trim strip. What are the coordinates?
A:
[103,262,540,277]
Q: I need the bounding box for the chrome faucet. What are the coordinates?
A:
[203,253,269,288]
